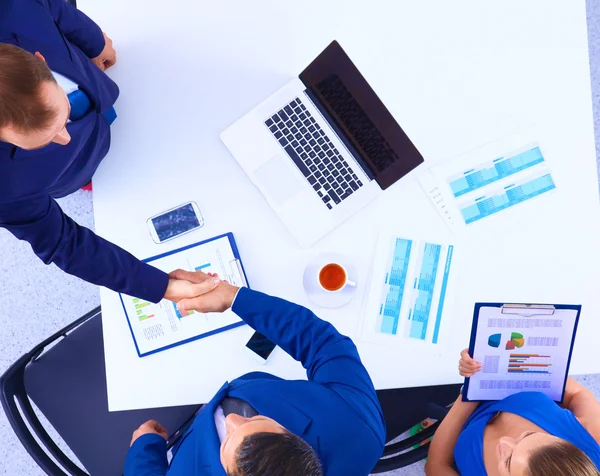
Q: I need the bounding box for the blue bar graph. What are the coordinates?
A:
[460,173,555,224]
[449,147,544,198]
[408,243,442,340]
[380,239,412,335]
[194,263,211,271]
[432,245,453,344]
[507,370,550,374]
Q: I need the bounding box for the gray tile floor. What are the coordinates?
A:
[1,2,600,475]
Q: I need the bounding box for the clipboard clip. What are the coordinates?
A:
[501,304,556,317]
[229,259,248,287]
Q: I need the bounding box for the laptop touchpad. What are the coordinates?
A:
[254,155,304,206]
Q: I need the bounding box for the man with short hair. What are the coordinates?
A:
[125,270,386,476]
[0,0,192,302]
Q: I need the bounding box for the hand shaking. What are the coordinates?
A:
[163,269,240,314]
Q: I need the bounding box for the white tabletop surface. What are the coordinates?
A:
[83,0,600,411]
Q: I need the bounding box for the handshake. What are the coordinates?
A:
[162,269,240,314]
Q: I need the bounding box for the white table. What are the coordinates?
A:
[83,0,600,411]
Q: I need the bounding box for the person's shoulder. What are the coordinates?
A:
[0,0,47,35]
[574,414,600,443]
[0,148,26,201]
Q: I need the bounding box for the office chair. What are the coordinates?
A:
[0,307,200,475]
[372,384,462,472]
[1,304,462,475]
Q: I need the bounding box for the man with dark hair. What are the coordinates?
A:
[0,0,198,303]
[125,270,386,476]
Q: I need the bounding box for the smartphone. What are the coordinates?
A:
[244,332,276,364]
[147,202,204,244]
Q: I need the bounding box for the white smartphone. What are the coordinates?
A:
[147,202,204,244]
[244,332,276,364]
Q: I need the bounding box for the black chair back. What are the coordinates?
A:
[372,384,461,472]
[1,308,200,475]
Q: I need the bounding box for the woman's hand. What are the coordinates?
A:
[458,348,481,377]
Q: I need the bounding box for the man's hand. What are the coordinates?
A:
[169,269,239,314]
[130,420,168,447]
[458,348,481,377]
[91,33,116,71]
[163,272,220,302]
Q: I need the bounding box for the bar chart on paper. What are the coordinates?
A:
[508,354,553,374]
[132,298,155,322]
[120,234,247,356]
[361,232,457,351]
[418,139,557,231]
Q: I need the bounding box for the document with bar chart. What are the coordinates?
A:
[418,132,557,232]
[464,303,581,402]
[119,233,248,357]
[359,231,457,354]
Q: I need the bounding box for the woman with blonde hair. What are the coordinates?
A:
[426,350,600,475]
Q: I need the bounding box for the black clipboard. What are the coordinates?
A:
[463,302,582,403]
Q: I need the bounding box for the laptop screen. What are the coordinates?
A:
[299,41,424,189]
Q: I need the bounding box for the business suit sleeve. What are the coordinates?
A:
[124,434,168,476]
[42,0,106,58]
[0,195,169,302]
[232,287,386,444]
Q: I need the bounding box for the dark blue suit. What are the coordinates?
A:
[0,0,168,302]
[124,288,386,476]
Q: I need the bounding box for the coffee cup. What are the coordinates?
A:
[317,263,356,292]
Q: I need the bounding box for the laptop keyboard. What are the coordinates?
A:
[264,98,363,210]
[315,74,399,173]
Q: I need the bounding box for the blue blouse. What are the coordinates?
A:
[454,392,600,475]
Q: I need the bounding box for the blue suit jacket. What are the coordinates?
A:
[125,288,386,476]
[0,0,168,302]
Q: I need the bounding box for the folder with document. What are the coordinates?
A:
[463,303,581,402]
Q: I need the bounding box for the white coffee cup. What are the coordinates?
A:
[317,263,356,293]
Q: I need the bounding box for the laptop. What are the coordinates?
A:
[221,40,424,247]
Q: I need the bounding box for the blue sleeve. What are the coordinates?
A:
[0,195,169,302]
[41,0,105,58]
[124,434,168,476]
[232,287,386,445]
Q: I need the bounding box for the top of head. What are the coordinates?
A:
[228,431,323,476]
[527,440,600,476]
[0,44,68,149]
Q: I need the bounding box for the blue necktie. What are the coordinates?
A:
[67,89,117,125]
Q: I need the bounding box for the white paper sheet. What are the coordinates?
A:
[418,129,557,233]
[466,305,580,401]
[119,235,247,356]
[359,231,458,354]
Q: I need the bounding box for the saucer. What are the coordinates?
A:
[303,253,357,308]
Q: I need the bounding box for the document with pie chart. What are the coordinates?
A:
[463,303,581,402]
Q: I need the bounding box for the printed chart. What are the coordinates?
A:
[120,235,247,356]
[418,133,557,232]
[508,354,552,374]
[132,298,155,322]
[360,232,457,352]
[466,305,580,401]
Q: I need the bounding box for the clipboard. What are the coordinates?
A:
[119,232,250,357]
[463,302,581,402]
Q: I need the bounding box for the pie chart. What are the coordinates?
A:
[488,333,501,348]
[505,332,525,350]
